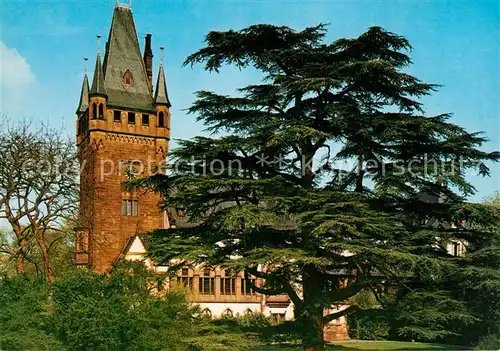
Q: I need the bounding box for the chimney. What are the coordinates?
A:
[143,34,153,92]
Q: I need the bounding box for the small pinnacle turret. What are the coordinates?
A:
[76,57,90,114]
[154,47,171,107]
[90,36,107,98]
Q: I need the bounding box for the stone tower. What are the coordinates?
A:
[75,3,171,273]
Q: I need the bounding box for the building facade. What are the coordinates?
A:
[75,3,170,273]
[75,3,349,341]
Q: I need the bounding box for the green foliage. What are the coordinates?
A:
[217,312,273,331]
[51,263,187,350]
[347,292,389,340]
[132,23,500,349]
[51,261,252,351]
[444,194,500,346]
[474,334,500,350]
[186,315,260,351]
[0,274,65,350]
[210,312,303,346]
[0,262,251,351]
[348,315,390,341]
[391,290,474,342]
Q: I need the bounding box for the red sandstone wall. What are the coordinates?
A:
[77,105,169,273]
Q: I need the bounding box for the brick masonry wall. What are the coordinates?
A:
[77,101,169,273]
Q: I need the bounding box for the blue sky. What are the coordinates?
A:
[1,0,499,201]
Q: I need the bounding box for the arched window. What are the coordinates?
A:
[124,70,132,86]
[201,308,212,318]
[244,309,253,316]
[158,111,165,127]
[98,103,104,119]
[92,103,97,119]
[222,309,234,318]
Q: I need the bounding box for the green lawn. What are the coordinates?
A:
[253,340,470,350]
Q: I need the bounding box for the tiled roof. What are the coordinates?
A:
[76,73,89,113]
[102,6,154,111]
[154,63,171,107]
[89,54,107,97]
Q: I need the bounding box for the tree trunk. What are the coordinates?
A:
[355,154,364,192]
[13,224,26,273]
[296,305,326,351]
[15,237,26,273]
[302,151,314,188]
[16,253,24,273]
[36,235,54,282]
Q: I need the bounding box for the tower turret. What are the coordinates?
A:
[89,36,107,120]
[154,47,171,133]
[76,57,90,115]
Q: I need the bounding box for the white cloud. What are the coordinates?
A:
[0,41,36,89]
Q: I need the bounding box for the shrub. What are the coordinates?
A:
[348,314,390,340]
[0,274,65,350]
[0,262,252,351]
[50,262,207,351]
[475,334,500,350]
[212,312,301,345]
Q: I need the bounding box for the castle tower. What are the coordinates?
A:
[75,3,170,273]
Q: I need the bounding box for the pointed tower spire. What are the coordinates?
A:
[102,6,153,110]
[90,35,107,98]
[76,58,90,114]
[154,47,171,107]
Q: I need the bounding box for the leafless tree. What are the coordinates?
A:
[0,121,78,282]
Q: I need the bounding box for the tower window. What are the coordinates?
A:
[122,200,138,216]
[98,103,104,119]
[158,111,165,127]
[114,110,121,122]
[92,103,97,119]
[128,112,135,124]
[142,114,149,126]
[124,70,132,86]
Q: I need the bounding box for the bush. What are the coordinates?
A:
[348,314,390,340]
[0,274,65,350]
[0,262,252,351]
[347,290,389,340]
[212,312,301,345]
[50,262,199,351]
[475,334,500,350]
